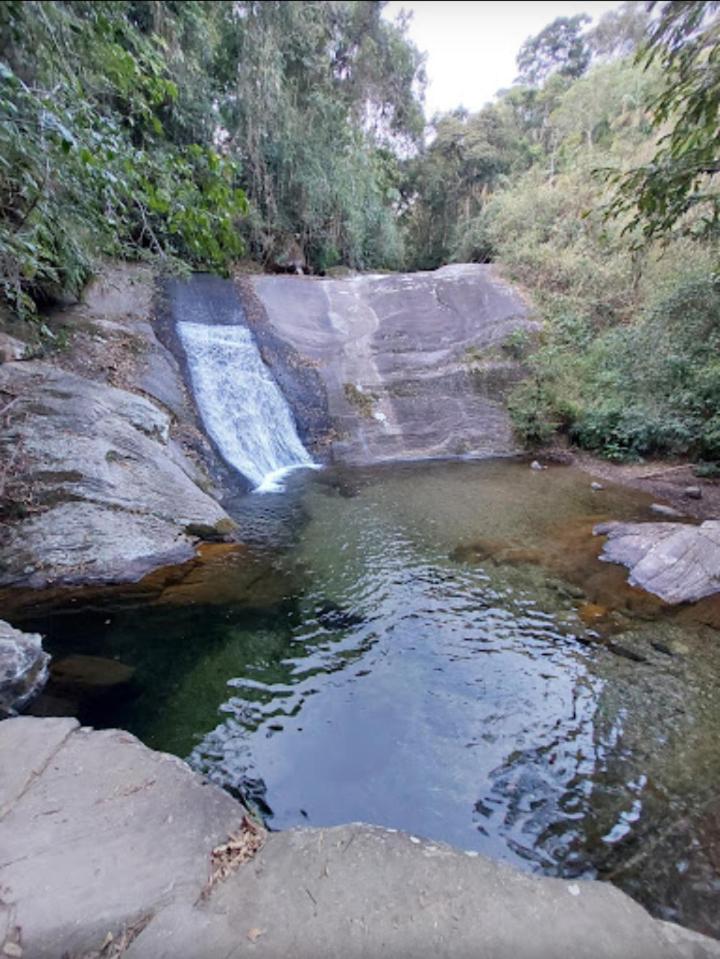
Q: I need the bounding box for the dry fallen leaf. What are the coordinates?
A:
[201,815,267,900]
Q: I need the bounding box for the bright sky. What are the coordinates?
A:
[384,1,623,116]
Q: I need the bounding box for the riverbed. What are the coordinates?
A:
[17,459,720,937]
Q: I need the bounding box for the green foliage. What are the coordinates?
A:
[509,266,720,461]
[404,101,535,269]
[516,15,592,86]
[603,1,720,245]
[587,2,652,61]
[0,1,248,318]
[218,1,425,272]
[0,1,425,317]
[443,35,720,464]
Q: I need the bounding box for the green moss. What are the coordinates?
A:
[343,383,376,418]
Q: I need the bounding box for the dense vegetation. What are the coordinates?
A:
[0,0,424,318]
[1,0,718,464]
[405,1,719,465]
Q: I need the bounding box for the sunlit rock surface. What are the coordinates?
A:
[0,362,231,588]
[248,264,535,465]
[595,520,720,604]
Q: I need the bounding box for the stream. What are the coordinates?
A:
[18,458,720,938]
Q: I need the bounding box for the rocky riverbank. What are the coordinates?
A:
[1,716,718,959]
[0,264,239,593]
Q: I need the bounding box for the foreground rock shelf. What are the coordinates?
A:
[1,718,718,959]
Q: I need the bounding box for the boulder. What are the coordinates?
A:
[0,620,49,716]
[0,332,28,363]
[594,520,720,604]
[0,717,243,959]
[0,360,234,588]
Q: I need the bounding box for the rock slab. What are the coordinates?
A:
[594,520,720,604]
[1,718,718,959]
[250,264,536,465]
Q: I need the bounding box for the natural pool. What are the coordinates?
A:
[16,460,720,937]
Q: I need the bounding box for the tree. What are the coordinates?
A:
[604,0,720,245]
[0,1,248,317]
[588,2,652,60]
[217,1,425,271]
[516,15,592,87]
[403,102,531,268]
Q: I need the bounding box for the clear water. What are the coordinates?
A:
[177,321,315,490]
[16,460,720,938]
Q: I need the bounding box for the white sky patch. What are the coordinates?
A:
[384,0,623,117]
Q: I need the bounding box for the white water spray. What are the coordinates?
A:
[178,322,316,492]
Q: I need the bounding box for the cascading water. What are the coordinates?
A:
[177,321,316,492]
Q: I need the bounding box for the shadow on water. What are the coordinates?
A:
[14,459,720,938]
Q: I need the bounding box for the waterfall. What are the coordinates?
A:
[178,321,316,492]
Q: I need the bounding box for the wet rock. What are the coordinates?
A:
[185,517,238,543]
[0,620,49,716]
[249,264,536,465]
[594,520,720,604]
[650,503,685,518]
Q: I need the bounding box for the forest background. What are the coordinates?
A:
[1,0,718,464]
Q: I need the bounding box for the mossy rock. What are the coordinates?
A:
[185,517,238,542]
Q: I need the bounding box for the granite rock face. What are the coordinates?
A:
[248,264,535,465]
[0,265,237,591]
[0,361,232,588]
[2,717,718,959]
[594,520,720,604]
[0,620,48,716]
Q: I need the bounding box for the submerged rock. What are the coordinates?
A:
[594,520,720,604]
[315,600,365,631]
[0,620,49,716]
[650,503,685,518]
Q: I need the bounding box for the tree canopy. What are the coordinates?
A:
[0,0,425,318]
[604,0,720,244]
[516,14,592,86]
